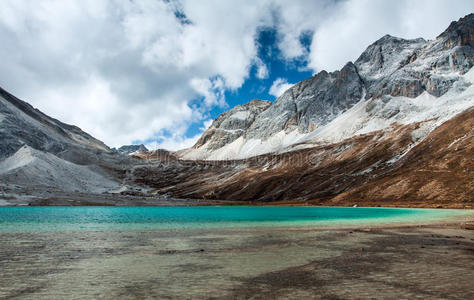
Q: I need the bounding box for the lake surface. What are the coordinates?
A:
[1,206,473,299]
[0,206,472,231]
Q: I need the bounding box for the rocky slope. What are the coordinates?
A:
[0,145,118,193]
[131,107,473,208]
[0,87,109,160]
[178,99,271,159]
[181,13,474,160]
[0,87,136,195]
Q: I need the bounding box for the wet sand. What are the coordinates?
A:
[1,222,473,299]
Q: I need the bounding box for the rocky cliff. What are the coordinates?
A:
[116,144,149,155]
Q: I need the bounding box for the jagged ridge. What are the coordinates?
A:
[181,13,474,160]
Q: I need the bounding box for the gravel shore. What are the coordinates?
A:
[1,222,473,299]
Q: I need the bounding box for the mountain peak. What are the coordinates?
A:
[116,144,148,155]
[355,34,426,82]
[372,34,425,46]
[438,13,474,46]
[190,98,271,151]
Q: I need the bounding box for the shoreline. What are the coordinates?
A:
[1,206,473,234]
[1,220,473,299]
[1,184,472,209]
[0,193,472,209]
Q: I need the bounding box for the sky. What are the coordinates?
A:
[1,0,473,150]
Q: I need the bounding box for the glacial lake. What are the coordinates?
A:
[0,206,472,232]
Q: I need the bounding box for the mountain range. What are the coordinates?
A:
[0,14,473,207]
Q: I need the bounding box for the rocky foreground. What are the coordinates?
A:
[1,223,473,299]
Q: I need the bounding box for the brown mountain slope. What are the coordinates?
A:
[330,108,473,208]
[130,109,473,208]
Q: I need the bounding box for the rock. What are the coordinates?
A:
[461,222,474,230]
[193,99,271,150]
[117,144,148,155]
[245,62,364,140]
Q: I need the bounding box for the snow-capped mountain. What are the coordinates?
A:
[116,144,149,155]
[181,13,473,160]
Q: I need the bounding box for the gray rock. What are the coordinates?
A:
[0,86,135,171]
[116,144,148,155]
[193,99,271,150]
[245,62,364,140]
[357,13,473,99]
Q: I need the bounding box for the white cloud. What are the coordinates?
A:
[308,0,474,71]
[190,77,226,108]
[201,119,214,131]
[256,63,269,80]
[269,78,295,98]
[254,58,269,79]
[0,0,269,148]
[272,0,340,61]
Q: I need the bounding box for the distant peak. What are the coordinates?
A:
[442,13,474,34]
[373,34,425,46]
[438,13,474,46]
[117,144,148,155]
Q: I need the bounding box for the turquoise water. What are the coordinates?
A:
[0,206,472,232]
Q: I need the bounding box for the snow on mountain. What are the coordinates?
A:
[181,13,474,160]
[116,144,149,155]
[178,99,272,159]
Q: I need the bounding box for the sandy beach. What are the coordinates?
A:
[1,221,473,299]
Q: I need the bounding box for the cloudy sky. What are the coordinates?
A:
[1,0,473,150]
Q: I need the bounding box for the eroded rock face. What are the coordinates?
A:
[358,13,474,99]
[245,62,365,140]
[193,99,271,150]
[116,144,148,155]
[439,13,474,48]
[354,35,427,98]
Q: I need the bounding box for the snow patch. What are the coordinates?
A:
[180,130,306,160]
[447,133,471,149]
